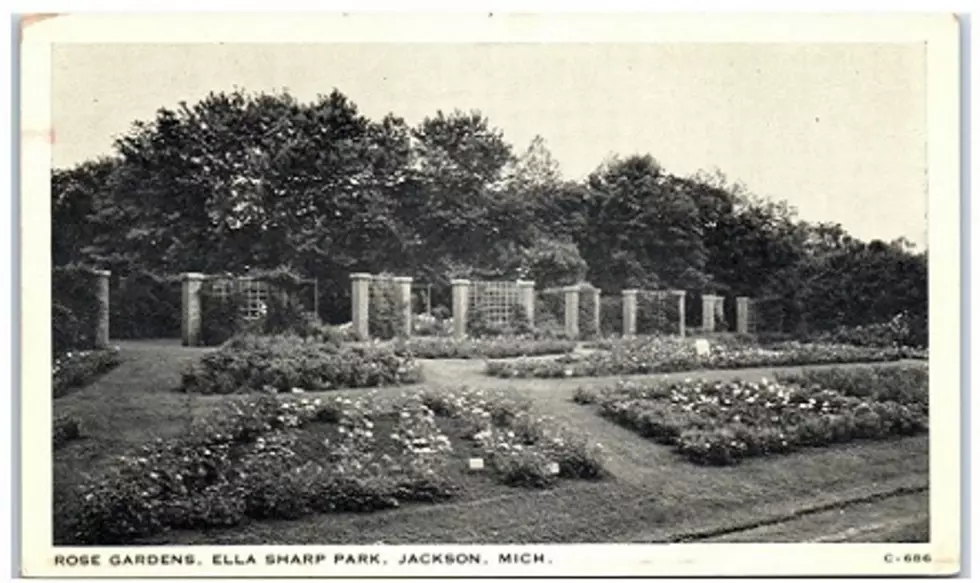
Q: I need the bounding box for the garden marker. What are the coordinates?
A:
[468,457,484,471]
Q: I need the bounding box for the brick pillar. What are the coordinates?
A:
[622,289,638,337]
[93,269,110,348]
[563,284,580,338]
[516,279,535,327]
[592,288,602,337]
[181,273,205,346]
[451,279,471,339]
[394,276,413,337]
[702,294,722,332]
[350,273,372,341]
[674,290,687,337]
[736,296,750,334]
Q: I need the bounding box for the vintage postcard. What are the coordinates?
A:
[20,12,961,577]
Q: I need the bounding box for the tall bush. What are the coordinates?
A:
[110,270,181,339]
[52,265,102,354]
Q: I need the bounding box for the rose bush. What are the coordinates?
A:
[486,336,910,379]
[391,336,576,360]
[180,334,422,394]
[575,371,927,466]
[53,348,122,398]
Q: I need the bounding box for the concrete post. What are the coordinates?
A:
[93,270,111,348]
[673,290,687,337]
[350,273,372,341]
[563,284,580,338]
[702,294,722,332]
[181,272,205,346]
[592,288,602,337]
[516,280,536,327]
[736,296,751,334]
[622,289,638,337]
[451,279,471,339]
[394,276,414,337]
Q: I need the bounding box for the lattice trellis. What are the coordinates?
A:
[636,289,683,335]
[206,276,273,321]
[468,280,522,327]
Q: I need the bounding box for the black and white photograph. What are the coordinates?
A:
[19,12,961,577]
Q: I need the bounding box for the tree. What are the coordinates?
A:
[578,154,709,291]
[51,157,120,266]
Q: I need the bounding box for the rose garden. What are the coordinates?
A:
[51,89,929,545]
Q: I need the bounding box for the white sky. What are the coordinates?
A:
[51,42,927,247]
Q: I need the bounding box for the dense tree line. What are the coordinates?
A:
[52,88,926,333]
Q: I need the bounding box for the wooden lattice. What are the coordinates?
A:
[206,276,272,321]
[468,280,521,327]
[637,289,683,335]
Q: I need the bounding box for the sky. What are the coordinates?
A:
[51,42,927,247]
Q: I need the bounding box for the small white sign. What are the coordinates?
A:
[468,457,485,471]
[546,462,561,475]
[694,339,711,357]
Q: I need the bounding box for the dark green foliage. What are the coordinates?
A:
[199,286,248,347]
[369,276,407,340]
[110,270,182,339]
[52,265,103,354]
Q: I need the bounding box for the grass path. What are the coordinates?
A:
[55,340,929,544]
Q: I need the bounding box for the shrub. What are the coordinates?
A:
[580,374,927,466]
[369,275,407,340]
[180,335,421,394]
[52,265,103,353]
[110,271,181,339]
[199,286,248,346]
[391,336,575,359]
[53,415,82,449]
[776,364,928,410]
[53,348,122,398]
[486,337,910,379]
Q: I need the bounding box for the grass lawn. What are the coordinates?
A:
[54,341,929,545]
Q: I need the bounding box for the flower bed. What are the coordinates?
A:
[391,336,577,360]
[486,336,909,379]
[180,334,422,394]
[53,414,82,450]
[574,369,927,466]
[776,364,928,411]
[61,389,606,544]
[53,348,122,398]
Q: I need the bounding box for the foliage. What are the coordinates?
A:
[52,265,104,354]
[61,387,604,544]
[53,415,82,450]
[53,348,122,398]
[485,336,909,379]
[198,285,248,346]
[581,373,927,466]
[776,364,928,411]
[369,275,408,340]
[53,89,926,334]
[110,270,182,339]
[809,312,927,350]
[180,334,421,394]
[390,336,575,359]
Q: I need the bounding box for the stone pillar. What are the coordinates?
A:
[673,290,687,337]
[622,289,638,337]
[736,296,750,334]
[563,285,580,338]
[350,273,372,341]
[181,273,205,346]
[516,280,535,327]
[451,279,471,339]
[592,288,602,337]
[93,270,111,348]
[394,276,414,337]
[702,294,722,332]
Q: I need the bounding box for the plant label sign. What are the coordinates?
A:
[468,457,484,471]
[546,462,561,475]
[694,339,711,356]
